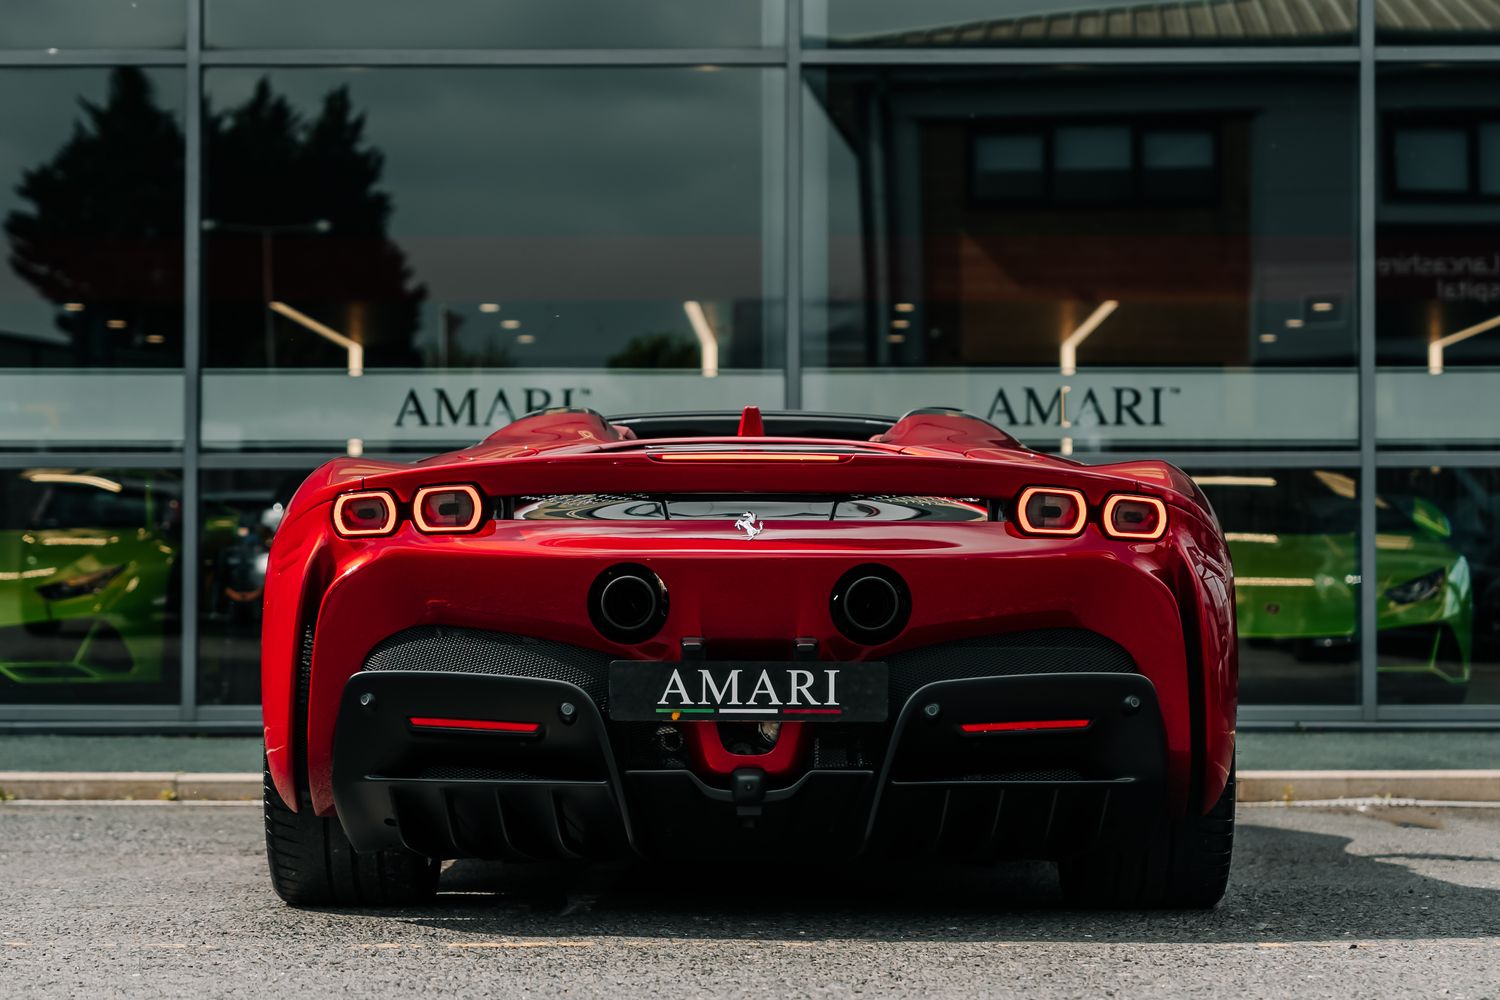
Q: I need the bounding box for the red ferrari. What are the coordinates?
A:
[261,406,1237,908]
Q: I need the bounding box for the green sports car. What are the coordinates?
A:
[1195,470,1472,703]
[0,470,179,689]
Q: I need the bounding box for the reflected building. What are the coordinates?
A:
[0,0,1498,726]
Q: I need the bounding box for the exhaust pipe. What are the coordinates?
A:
[830,564,910,644]
[589,564,668,643]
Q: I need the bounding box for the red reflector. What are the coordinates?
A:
[959,719,1091,734]
[408,716,540,734]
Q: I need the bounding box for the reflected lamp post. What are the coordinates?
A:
[201,218,332,367]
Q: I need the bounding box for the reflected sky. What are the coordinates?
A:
[205,0,783,49]
[0,0,184,49]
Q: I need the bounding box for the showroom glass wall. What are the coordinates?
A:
[1,0,1497,728]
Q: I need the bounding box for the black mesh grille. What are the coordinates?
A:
[888,628,1133,706]
[364,626,612,709]
[958,768,1083,782]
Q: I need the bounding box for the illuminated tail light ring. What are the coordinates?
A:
[332,490,398,537]
[1102,494,1169,541]
[413,484,485,534]
[1014,486,1088,537]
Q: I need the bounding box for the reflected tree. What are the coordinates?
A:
[204,80,425,367]
[4,68,184,364]
[5,67,424,368]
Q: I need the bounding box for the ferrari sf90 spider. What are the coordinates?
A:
[261,407,1237,908]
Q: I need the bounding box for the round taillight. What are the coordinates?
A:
[1103,495,1167,541]
[333,491,397,537]
[1015,487,1087,536]
[413,485,483,533]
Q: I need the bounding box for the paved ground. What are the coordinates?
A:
[4,729,1498,773]
[0,803,1497,998]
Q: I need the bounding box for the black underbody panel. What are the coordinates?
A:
[333,626,1165,862]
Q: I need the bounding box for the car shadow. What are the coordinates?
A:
[369,815,1500,944]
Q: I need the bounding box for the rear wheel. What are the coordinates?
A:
[1058,766,1235,909]
[263,758,439,907]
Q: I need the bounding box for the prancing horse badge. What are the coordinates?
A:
[734,511,765,539]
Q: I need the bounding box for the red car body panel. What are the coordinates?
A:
[262,408,1236,827]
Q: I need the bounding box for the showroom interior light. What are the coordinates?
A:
[682,300,720,378]
[22,471,122,493]
[1059,300,1118,376]
[1428,311,1500,375]
[1192,475,1277,488]
[269,301,363,377]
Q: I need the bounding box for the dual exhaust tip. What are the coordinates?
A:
[588,562,910,645]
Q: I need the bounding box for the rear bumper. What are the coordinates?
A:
[332,665,1167,862]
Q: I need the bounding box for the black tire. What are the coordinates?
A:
[1058,766,1235,909]
[263,759,439,907]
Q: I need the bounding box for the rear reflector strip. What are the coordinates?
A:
[408,716,540,734]
[959,719,1091,734]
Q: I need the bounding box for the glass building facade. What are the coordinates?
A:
[2,0,1498,729]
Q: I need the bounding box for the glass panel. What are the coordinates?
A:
[1375,67,1500,447]
[0,0,185,49]
[972,134,1046,201]
[1054,125,1132,203]
[0,467,181,705]
[1191,467,1362,706]
[198,469,308,705]
[806,0,1357,48]
[206,0,783,49]
[1392,129,1469,195]
[201,67,784,452]
[802,66,1358,453]
[1482,123,1500,196]
[0,68,184,368]
[1141,129,1217,202]
[1375,467,1496,707]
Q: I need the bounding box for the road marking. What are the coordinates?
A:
[446,941,593,949]
[1244,798,1500,810]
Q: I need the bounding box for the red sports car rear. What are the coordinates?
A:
[261,407,1237,908]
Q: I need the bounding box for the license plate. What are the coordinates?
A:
[608,660,888,722]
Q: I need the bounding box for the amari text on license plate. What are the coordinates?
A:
[608,660,888,722]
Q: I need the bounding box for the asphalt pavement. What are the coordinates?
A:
[1,802,1497,998]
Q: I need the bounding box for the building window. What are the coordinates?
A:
[971,120,1219,208]
[1387,117,1500,202]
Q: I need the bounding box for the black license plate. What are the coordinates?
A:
[608,660,887,722]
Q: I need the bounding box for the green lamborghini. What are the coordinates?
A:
[0,470,178,689]
[1195,470,1472,703]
